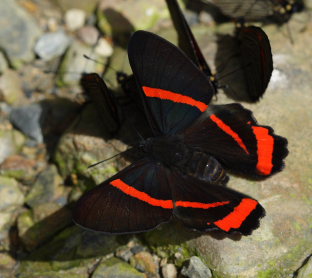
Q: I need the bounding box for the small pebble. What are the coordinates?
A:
[181,256,212,278]
[162,263,177,278]
[77,25,99,45]
[65,9,86,31]
[34,30,71,61]
[94,37,113,57]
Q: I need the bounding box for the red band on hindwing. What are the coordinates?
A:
[142,86,208,112]
[210,115,249,154]
[176,200,230,209]
[213,198,258,231]
[110,179,174,209]
[252,126,274,175]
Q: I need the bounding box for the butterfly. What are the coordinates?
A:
[73,30,288,236]
[165,0,273,102]
[210,0,304,24]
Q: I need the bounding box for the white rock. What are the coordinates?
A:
[65,9,86,31]
[94,38,113,57]
[162,263,177,278]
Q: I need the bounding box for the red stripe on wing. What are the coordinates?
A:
[110,179,174,209]
[252,126,274,175]
[213,198,258,232]
[143,86,208,112]
[210,115,249,154]
[175,200,230,209]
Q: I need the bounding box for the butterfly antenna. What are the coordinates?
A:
[87,148,132,169]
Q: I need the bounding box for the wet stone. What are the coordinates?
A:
[181,256,212,278]
[34,30,71,61]
[115,246,133,262]
[0,129,23,164]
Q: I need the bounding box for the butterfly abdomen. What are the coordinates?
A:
[144,136,228,186]
[183,151,229,185]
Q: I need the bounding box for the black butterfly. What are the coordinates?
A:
[165,0,273,102]
[73,31,288,236]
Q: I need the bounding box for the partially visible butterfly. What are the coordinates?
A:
[210,0,304,24]
[73,31,288,236]
[165,0,273,102]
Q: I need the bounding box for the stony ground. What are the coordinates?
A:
[0,0,311,277]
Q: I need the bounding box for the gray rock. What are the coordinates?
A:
[34,30,71,61]
[65,9,86,31]
[0,69,25,105]
[93,257,145,278]
[0,0,41,67]
[25,164,65,207]
[10,103,43,143]
[181,257,212,278]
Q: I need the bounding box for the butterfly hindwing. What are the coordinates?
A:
[128,30,214,135]
[169,170,265,235]
[73,159,173,234]
[182,103,288,178]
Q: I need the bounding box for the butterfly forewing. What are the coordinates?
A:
[128,30,214,135]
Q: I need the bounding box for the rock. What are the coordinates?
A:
[0,252,16,277]
[115,246,133,262]
[16,225,121,276]
[0,155,40,183]
[296,255,312,278]
[54,0,99,15]
[17,202,72,251]
[77,25,100,46]
[65,9,86,31]
[0,176,24,231]
[0,128,24,164]
[97,0,169,45]
[25,164,67,207]
[0,52,9,73]
[93,257,145,278]
[161,263,177,278]
[94,37,113,57]
[0,0,41,67]
[130,251,159,278]
[181,256,212,278]
[54,102,128,186]
[10,103,43,143]
[34,30,71,61]
[57,40,104,85]
[0,69,26,105]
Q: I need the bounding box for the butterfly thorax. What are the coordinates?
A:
[142,136,228,185]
